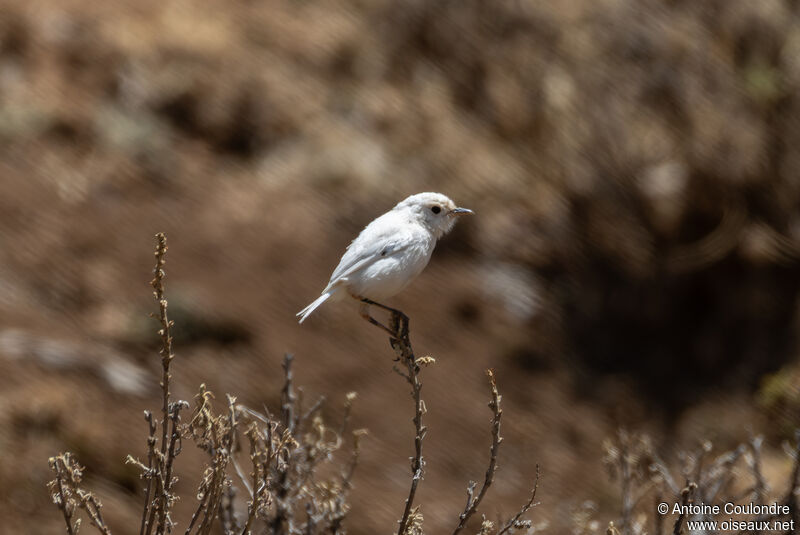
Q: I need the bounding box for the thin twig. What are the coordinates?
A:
[281,353,296,433]
[705,446,745,504]
[50,456,77,535]
[339,392,357,437]
[78,490,112,535]
[452,369,503,535]
[672,483,696,535]
[231,453,253,499]
[152,233,173,458]
[220,484,239,535]
[184,488,210,535]
[240,423,263,535]
[149,232,182,535]
[300,396,326,430]
[271,354,298,535]
[746,435,767,505]
[138,411,158,535]
[331,429,368,534]
[49,453,113,535]
[497,464,541,535]
[651,453,681,496]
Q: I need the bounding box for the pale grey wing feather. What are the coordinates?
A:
[323,233,412,292]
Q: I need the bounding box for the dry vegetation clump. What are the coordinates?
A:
[575,430,800,535]
[48,234,540,535]
[50,234,368,535]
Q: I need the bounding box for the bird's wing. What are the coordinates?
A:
[325,217,415,290]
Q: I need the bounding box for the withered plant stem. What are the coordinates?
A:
[672,483,697,535]
[52,456,77,535]
[384,308,426,535]
[139,412,157,535]
[146,232,185,535]
[497,465,540,535]
[452,369,503,535]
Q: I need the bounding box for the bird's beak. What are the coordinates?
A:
[450,207,474,215]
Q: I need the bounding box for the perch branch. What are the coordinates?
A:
[363,305,427,535]
[391,309,426,535]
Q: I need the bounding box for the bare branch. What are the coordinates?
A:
[281,353,297,433]
[48,453,112,535]
[746,435,767,505]
[381,309,428,535]
[452,369,503,535]
[137,411,158,535]
[144,232,187,535]
[49,455,78,535]
[498,464,540,535]
[47,235,375,535]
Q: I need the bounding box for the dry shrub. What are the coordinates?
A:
[49,234,366,535]
[46,237,800,535]
[589,429,800,535]
[48,233,540,535]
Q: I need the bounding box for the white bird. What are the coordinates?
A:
[297,192,473,328]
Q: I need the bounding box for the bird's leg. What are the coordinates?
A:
[358,300,397,338]
[360,298,410,341]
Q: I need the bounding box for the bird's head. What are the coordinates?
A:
[395,192,473,238]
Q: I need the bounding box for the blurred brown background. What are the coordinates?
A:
[2,0,800,532]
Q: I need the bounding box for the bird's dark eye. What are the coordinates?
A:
[431,206,441,214]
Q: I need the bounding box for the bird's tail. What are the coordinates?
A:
[297,292,332,324]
